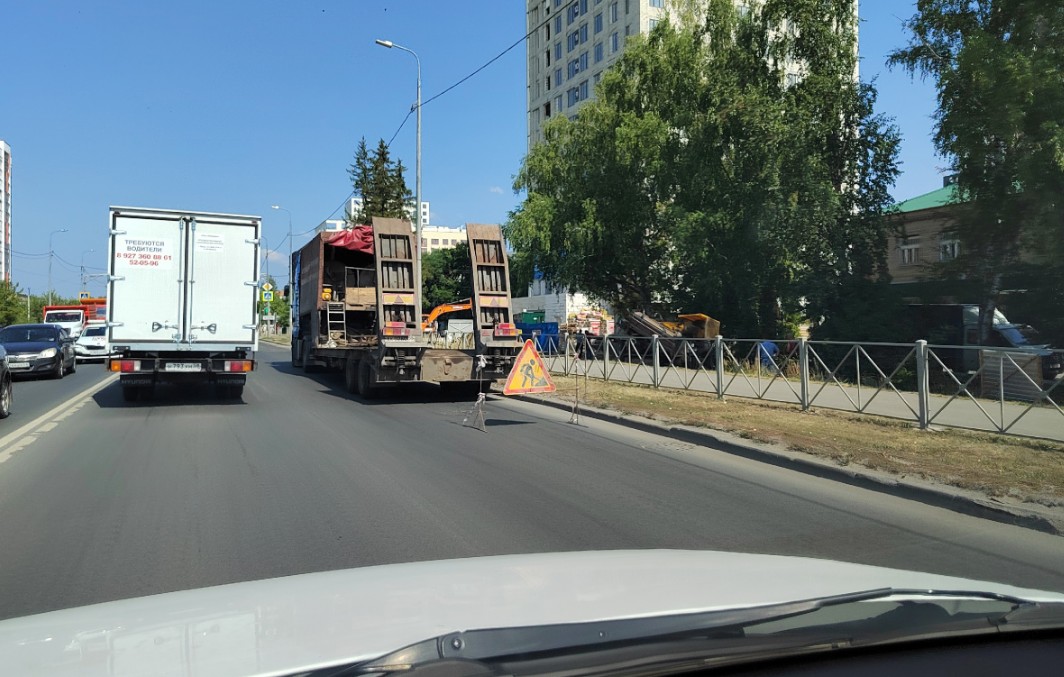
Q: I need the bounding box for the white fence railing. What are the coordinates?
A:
[534,333,1064,442]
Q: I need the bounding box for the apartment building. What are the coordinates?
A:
[525,0,855,149]
[0,140,10,282]
[348,197,430,228]
[525,0,671,148]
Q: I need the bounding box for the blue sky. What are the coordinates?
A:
[2,1,939,297]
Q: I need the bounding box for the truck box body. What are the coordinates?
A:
[292,218,520,396]
[106,206,260,400]
[907,304,1063,384]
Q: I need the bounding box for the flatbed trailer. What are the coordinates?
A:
[291,218,520,397]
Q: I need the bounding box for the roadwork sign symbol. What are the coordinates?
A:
[262,291,274,302]
[502,339,555,395]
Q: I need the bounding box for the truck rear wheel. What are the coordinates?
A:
[344,357,359,394]
[301,339,320,373]
[292,339,304,368]
[356,358,379,399]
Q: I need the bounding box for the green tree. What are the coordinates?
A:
[347,137,414,225]
[421,243,474,310]
[507,1,899,337]
[889,0,1064,340]
[0,281,27,327]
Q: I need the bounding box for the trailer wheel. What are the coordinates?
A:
[344,357,359,393]
[356,358,379,399]
[301,339,319,373]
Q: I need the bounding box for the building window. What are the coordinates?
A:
[595,12,603,33]
[610,31,619,53]
[555,94,562,111]
[786,72,799,88]
[594,42,603,62]
[554,15,561,34]
[431,239,439,246]
[555,42,562,60]
[544,102,551,118]
[546,74,552,90]
[650,0,664,6]
[609,2,618,22]
[649,18,659,30]
[899,237,920,266]
[594,72,602,84]
[546,49,551,66]
[555,67,562,85]
[625,0,630,14]
[579,79,589,99]
[939,238,961,261]
[545,22,550,40]
[580,23,588,42]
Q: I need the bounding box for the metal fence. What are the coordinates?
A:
[536,333,1064,442]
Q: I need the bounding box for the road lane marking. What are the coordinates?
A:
[0,374,119,463]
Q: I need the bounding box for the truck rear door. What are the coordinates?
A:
[108,209,187,346]
[186,214,259,345]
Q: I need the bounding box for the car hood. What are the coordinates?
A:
[0,341,57,354]
[0,550,1061,677]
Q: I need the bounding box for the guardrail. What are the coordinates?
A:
[537,333,1064,442]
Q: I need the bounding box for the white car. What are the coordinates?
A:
[0,551,1062,676]
[74,324,111,362]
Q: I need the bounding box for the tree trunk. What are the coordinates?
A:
[979,272,1002,343]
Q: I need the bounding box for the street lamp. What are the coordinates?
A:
[271,205,293,333]
[48,228,69,305]
[80,248,95,290]
[375,38,423,328]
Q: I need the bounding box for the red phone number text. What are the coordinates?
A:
[118,252,172,267]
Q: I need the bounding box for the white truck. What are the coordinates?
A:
[105,206,261,401]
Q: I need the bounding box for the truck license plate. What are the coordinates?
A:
[8,362,30,369]
[164,362,202,372]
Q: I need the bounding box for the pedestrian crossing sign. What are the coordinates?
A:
[502,339,555,395]
[262,291,274,302]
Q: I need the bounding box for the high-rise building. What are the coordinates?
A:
[0,140,10,283]
[525,1,853,149]
[525,0,670,148]
[348,197,430,227]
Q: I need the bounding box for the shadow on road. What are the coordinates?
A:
[92,381,247,408]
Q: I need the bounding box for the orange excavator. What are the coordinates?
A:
[421,299,472,332]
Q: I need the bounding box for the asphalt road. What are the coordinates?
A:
[7,357,113,423]
[0,343,1062,621]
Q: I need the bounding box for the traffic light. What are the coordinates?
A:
[282,285,290,299]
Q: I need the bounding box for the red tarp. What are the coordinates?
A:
[324,225,374,254]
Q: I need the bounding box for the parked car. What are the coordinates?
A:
[0,345,11,418]
[0,323,77,379]
[74,323,111,362]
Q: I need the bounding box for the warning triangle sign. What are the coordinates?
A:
[502,339,556,395]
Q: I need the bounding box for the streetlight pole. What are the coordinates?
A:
[80,248,95,290]
[48,228,69,305]
[375,38,423,328]
[271,205,293,334]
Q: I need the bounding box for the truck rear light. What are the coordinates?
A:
[110,359,140,372]
[224,360,254,372]
[383,322,411,337]
[494,323,518,337]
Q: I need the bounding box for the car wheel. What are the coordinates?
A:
[68,356,77,374]
[52,358,65,380]
[0,377,12,418]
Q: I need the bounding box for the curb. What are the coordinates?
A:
[511,393,1064,537]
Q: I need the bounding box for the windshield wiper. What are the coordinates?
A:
[315,588,1064,677]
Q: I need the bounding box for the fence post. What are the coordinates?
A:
[602,334,610,382]
[799,338,810,411]
[715,335,725,399]
[651,334,660,388]
[916,339,929,429]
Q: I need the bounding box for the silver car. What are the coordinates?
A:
[74,324,112,362]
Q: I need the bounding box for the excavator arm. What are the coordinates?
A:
[422,299,472,330]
